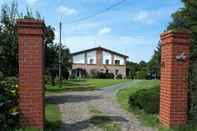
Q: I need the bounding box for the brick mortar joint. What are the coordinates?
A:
[17,19,44,24]
[161,29,191,37]
[16,19,45,31]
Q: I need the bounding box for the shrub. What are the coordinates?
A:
[89,69,98,78]
[135,69,148,79]
[62,68,70,80]
[116,74,122,79]
[0,77,19,130]
[96,72,114,79]
[45,75,51,84]
[69,74,77,79]
[129,85,160,114]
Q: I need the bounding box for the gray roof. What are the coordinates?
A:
[71,46,128,58]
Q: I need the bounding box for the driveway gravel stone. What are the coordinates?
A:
[46,81,157,131]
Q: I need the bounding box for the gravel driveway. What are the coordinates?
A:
[46,81,156,131]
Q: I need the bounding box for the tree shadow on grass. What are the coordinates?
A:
[46,86,96,92]
[68,79,87,83]
[46,95,101,104]
[45,120,61,131]
[59,115,128,131]
[62,80,92,86]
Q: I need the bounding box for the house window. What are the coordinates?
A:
[90,59,94,64]
[106,70,109,73]
[105,59,109,65]
[115,60,120,65]
[115,70,119,75]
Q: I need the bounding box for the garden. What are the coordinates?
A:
[117,80,197,131]
[1,0,197,130]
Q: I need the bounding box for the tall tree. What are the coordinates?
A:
[0,1,18,76]
[0,1,72,80]
[126,60,148,79]
[61,47,72,80]
[167,0,197,120]
[147,43,161,79]
[126,61,139,79]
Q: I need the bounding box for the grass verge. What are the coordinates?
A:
[117,80,160,127]
[45,104,61,130]
[116,80,197,131]
[46,79,129,93]
[14,104,61,131]
[87,79,129,88]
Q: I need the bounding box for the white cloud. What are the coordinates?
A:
[54,22,100,43]
[132,10,157,25]
[26,0,39,4]
[133,11,157,24]
[135,11,149,21]
[97,27,112,35]
[57,6,77,16]
[66,22,100,34]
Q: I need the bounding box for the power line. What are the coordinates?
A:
[69,0,127,24]
[58,22,62,88]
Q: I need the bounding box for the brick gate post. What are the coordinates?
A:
[160,30,191,127]
[17,19,45,128]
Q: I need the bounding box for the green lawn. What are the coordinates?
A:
[15,104,61,131]
[117,80,160,127]
[117,80,160,111]
[87,79,129,88]
[45,104,61,130]
[116,80,197,131]
[46,79,129,93]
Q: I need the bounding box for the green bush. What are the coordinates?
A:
[45,75,51,84]
[129,85,160,114]
[96,72,114,79]
[89,69,98,78]
[116,74,123,79]
[135,69,148,79]
[0,77,19,130]
[62,68,70,80]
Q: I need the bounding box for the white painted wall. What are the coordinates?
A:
[114,55,125,65]
[73,53,85,64]
[102,51,112,64]
[72,49,126,65]
[87,51,96,64]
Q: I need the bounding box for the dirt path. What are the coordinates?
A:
[46,82,157,131]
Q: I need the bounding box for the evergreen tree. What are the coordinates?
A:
[0,1,72,79]
[126,61,139,79]
[167,0,197,120]
[147,43,161,79]
[62,47,72,80]
[0,1,18,76]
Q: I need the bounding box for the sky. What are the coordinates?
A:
[1,0,183,62]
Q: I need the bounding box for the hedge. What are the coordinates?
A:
[96,72,114,79]
[129,85,160,114]
[0,76,19,130]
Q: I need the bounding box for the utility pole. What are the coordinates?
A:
[58,22,62,88]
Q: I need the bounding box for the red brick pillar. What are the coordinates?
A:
[96,48,102,65]
[17,19,45,128]
[160,30,191,127]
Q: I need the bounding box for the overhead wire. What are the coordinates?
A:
[68,0,127,24]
